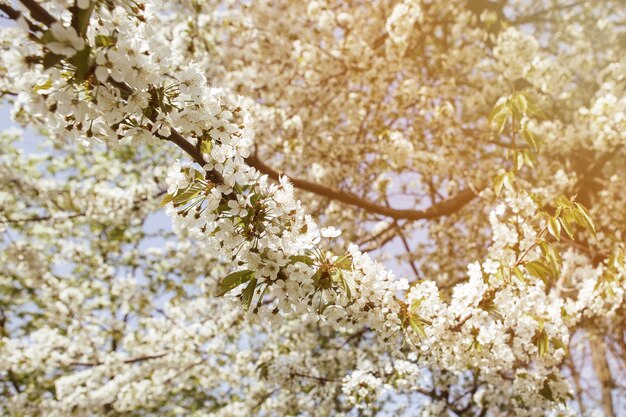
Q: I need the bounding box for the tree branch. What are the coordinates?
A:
[68,352,169,367]
[0,3,41,32]
[10,3,480,222]
[19,0,57,26]
[290,371,339,383]
[1,212,84,225]
[246,154,481,221]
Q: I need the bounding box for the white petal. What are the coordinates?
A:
[95,66,109,83]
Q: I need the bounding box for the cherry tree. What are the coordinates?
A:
[1,0,625,416]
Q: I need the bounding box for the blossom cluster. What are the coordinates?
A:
[1,0,626,415]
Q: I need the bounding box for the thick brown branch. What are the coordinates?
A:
[6,6,477,221]
[0,3,41,32]
[162,130,224,184]
[0,3,21,20]
[245,154,481,221]
[105,79,222,183]
[165,129,204,166]
[386,202,423,280]
[18,0,56,26]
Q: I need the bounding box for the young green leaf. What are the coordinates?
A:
[494,173,505,197]
[512,93,528,119]
[515,152,524,171]
[200,139,212,155]
[218,270,254,296]
[539,381,555,402]
[573,202,596,237]
[409,315,427,339]
[522,150,535,168]
[289,255,315,266]
[489,100,510,134]
[241,278,257,311]
[95,34,116,47]
[535,330,550,357]
[512,266,526,284]
[33,78,53,93]
[332,269,355,299]
[172,188,201,206]
[159,192,174,207]
[525,260,551,283]
[521,129,539,150]
[547,216,561,241]
[69,46,92,84]
[334,254,352,270]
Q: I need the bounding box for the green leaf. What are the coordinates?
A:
[172,188,201,206]
[493,173,505,197]
[547,216,561,241]
[200,139,213,155]
[334,254,352,270]
[250,193,263,205]
[539,380,554,402]
[527,99,545,119]
[218,270,254,296]
[313,269,332,290]
[193,169,205,180]
[311,269,322,286]
[494,172,515,196]
[522,150,535,168]
[512,266,526,283]
[159,192,174,207]
[503,172,515,192]
[41,29,56,45]
[536,331,549,356]
[489,100,510,134]
[217,201,230,213]
[410,299,422,312]
[494,265,505,281]
[559,217,575,239]
[489,101,507,121]
[554,196,572,210]
[512,93,528,119]
[525,260,551,283]
[552,337,568,355]
[573,202,596,237]
[342,273,356,299]
[521,130,538,150]
[33,78,53,93]
[332,269,355,299]
[539,241,562,272]
[254,283,271,312]
[95,34,116,47]
[515,152,524,171]
[289,255,314,266]
[68,46,92,83]
[181,167,204,181]
[409,315,427,339]
[241,278,257,311]
[493,112,509,134]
